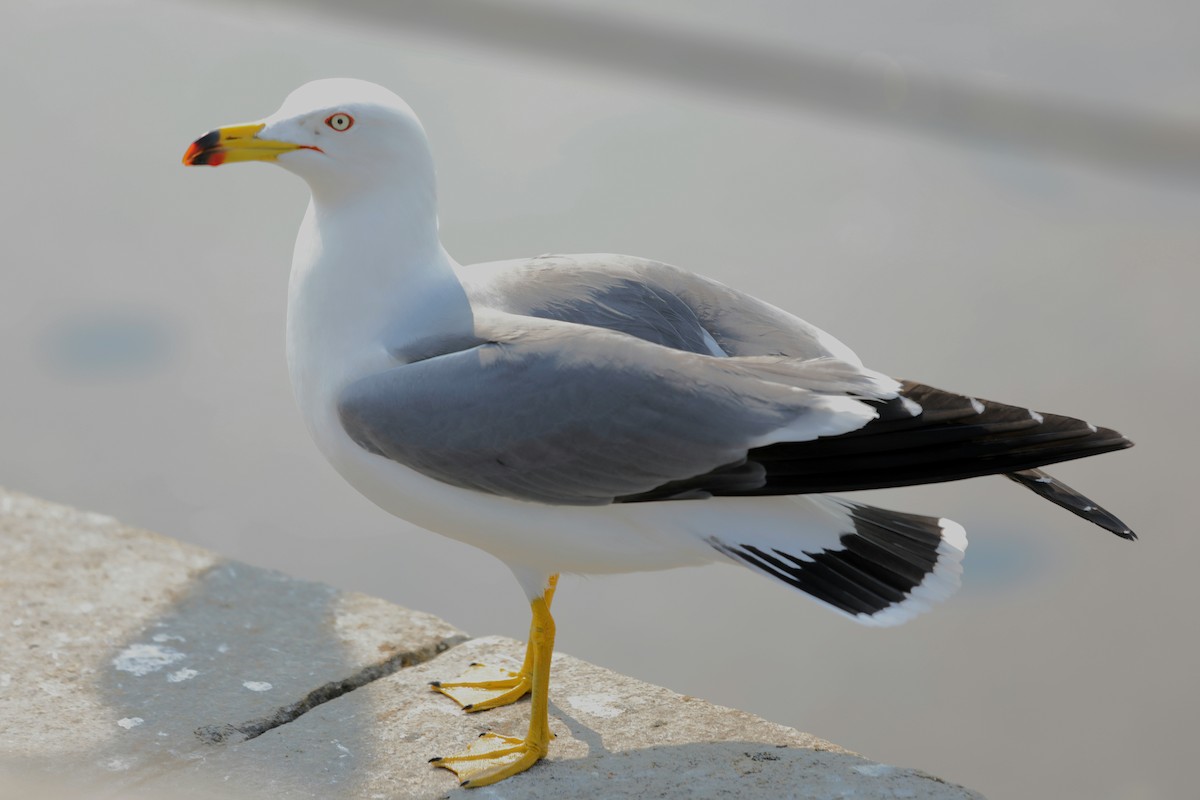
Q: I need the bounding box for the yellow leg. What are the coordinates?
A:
[431,576,558,787]
[431,575,557,712]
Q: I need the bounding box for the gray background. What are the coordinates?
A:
[3,1,1197,797]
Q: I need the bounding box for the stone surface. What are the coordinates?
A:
[0,488,465,796]
[249,636,982,799]
[0,488,983,798]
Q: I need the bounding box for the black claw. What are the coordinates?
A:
[469,662,482,667]
[430,681,442,688]
[428,756,443,763]
[478,731,488,738]
[463,704,474,711]
[460,780,471,787]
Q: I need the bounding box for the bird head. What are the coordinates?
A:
[182,79,434,200]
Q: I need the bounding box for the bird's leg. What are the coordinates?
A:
[430,580,557,787]
[431,574,557,712]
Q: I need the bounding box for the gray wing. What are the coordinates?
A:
[340,316,895,505]
[458,254,862,362]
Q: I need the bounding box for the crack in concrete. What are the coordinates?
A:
[195,635,468,745]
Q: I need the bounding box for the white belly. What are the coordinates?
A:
[301,393,719,575]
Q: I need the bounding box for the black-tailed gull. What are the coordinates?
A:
[183,78,1134,787]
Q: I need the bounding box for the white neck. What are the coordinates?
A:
[284,181,472,445]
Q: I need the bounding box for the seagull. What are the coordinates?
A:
[183,78,1135,787]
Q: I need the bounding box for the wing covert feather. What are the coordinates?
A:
[339,320,887,505]
[459,254,861,362]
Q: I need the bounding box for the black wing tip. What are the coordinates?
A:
[1005,468,1136,540]
[1090,425,1134,450]
[1096,520,1137,541]
[1092,515,1138,541]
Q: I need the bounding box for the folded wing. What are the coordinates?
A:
[338,316,896,505]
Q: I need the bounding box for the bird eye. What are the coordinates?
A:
[325,113,354,131]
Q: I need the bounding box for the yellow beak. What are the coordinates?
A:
[182,123,318,166]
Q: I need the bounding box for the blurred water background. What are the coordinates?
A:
[3,1,1197,797]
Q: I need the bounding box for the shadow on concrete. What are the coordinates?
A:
[89,560,449,796]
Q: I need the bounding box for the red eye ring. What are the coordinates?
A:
[325,113,354,132]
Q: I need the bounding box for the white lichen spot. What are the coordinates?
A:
[103,758,132,772]
[333,740,351,756]
[152,633,186,643]
[112,643,186,676]
[243,681,273,692]
[217,643,230,654]
[565,692,624,718]
[77,602,95,614]
[167,668,199,683]
[11,619,23,628]
[117,717,144,730]
[0,674,11,689]
[853,763,895,778]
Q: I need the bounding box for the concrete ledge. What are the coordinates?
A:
[0,488,983,798]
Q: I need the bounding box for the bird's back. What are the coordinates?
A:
[456,253,861,363]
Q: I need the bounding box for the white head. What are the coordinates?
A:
[183,79,436,206]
